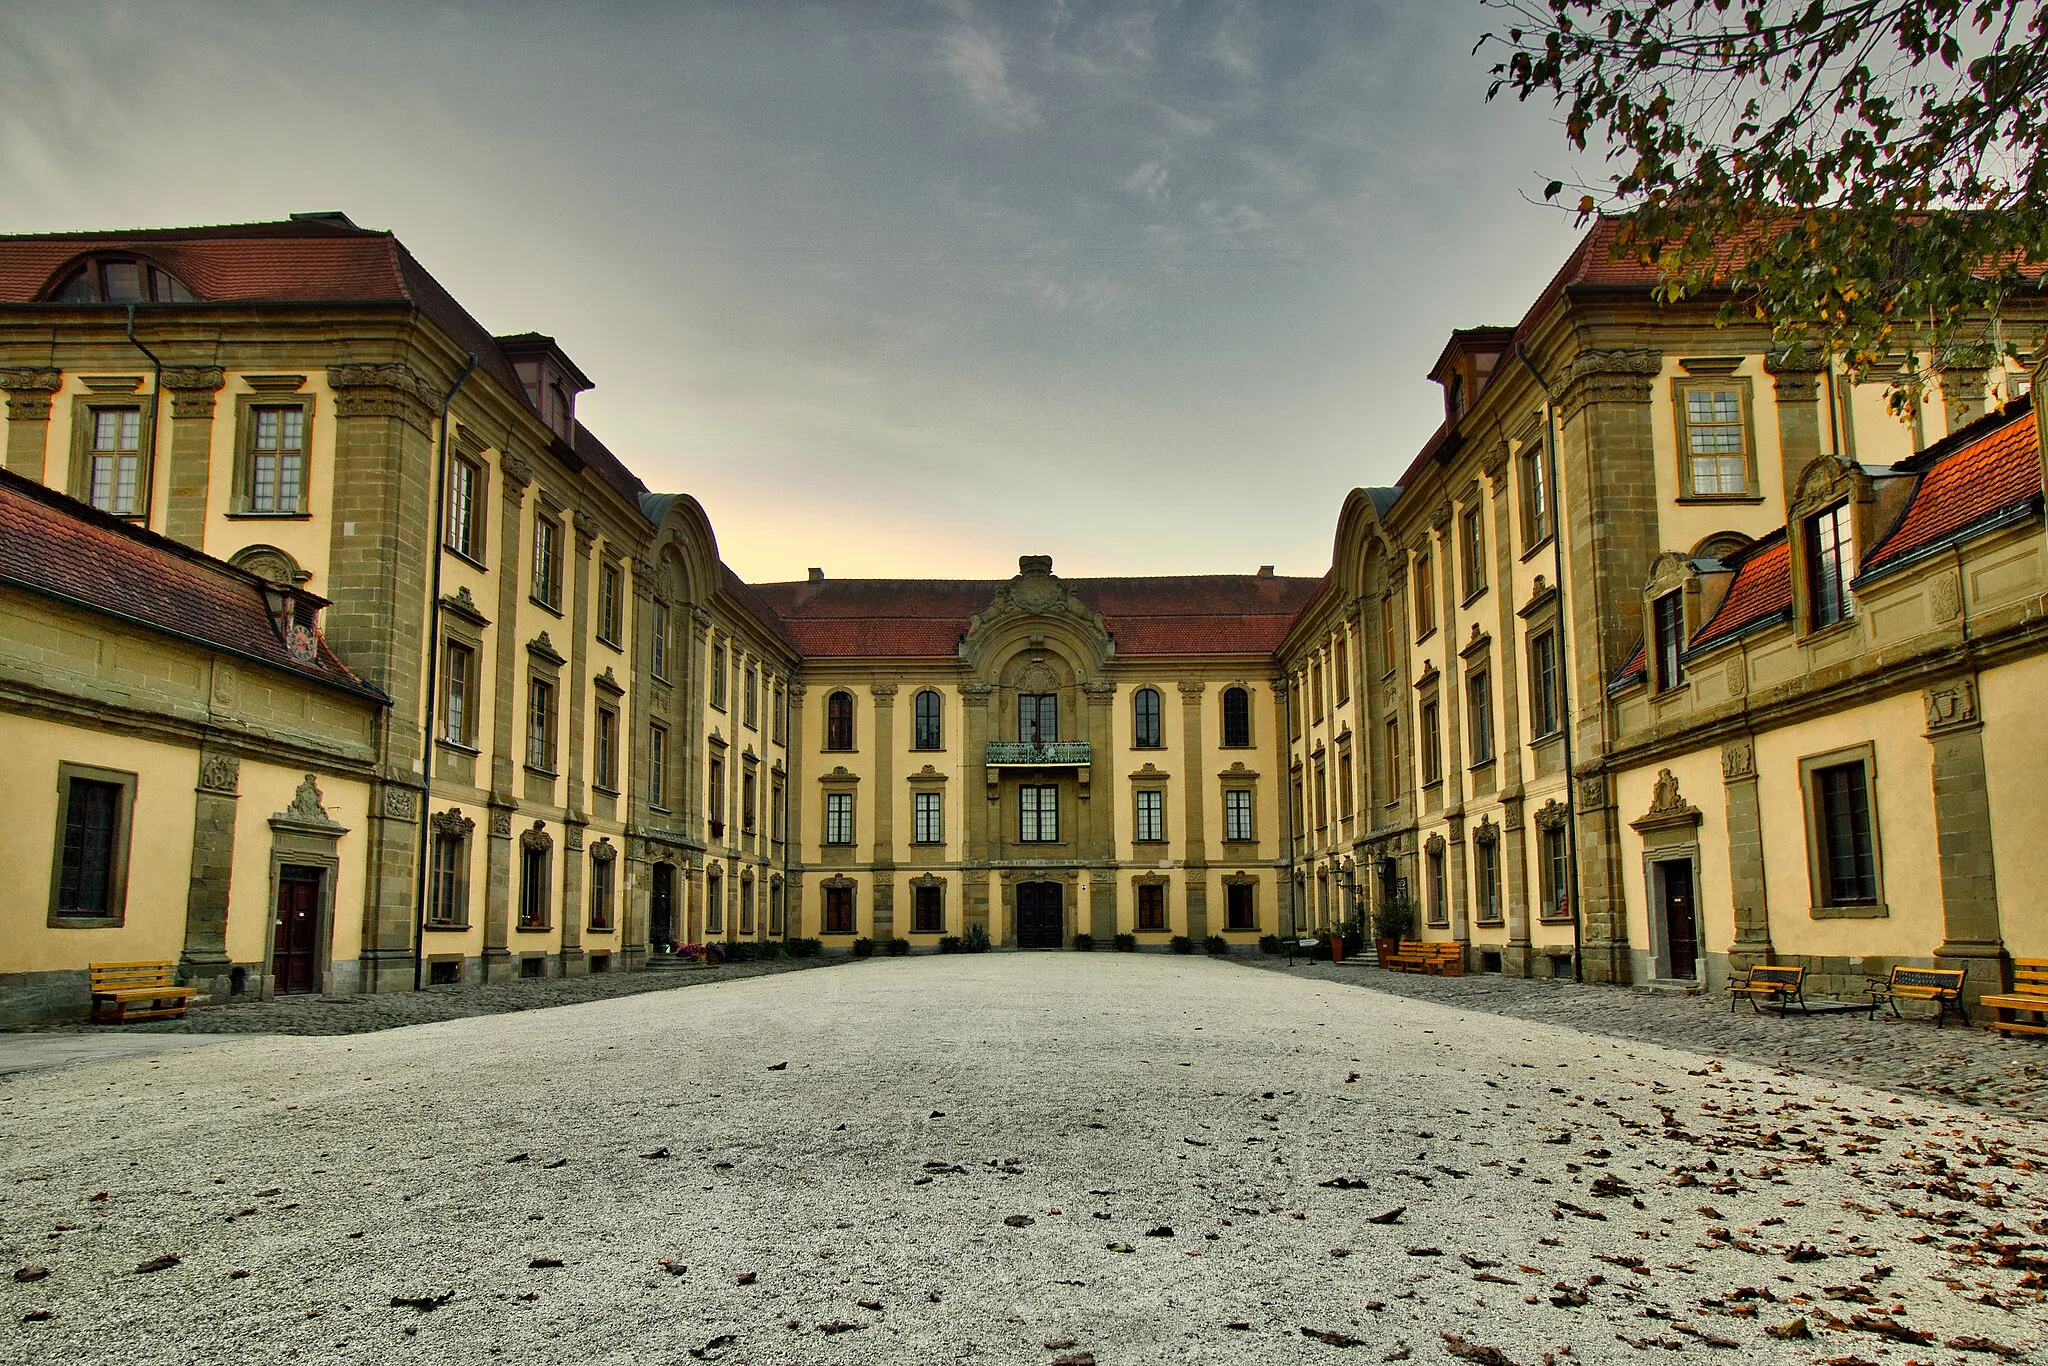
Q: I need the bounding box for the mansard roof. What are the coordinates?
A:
[0,469,386,702]
[1858,396,2042,581]
[1683,531,1793,657]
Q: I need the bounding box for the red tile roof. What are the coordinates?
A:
[1685,532,1792,655]
[749,574,1325,659]
[1611,639,1647,691]
[1860,399,2042,577]
[0,470,385,701]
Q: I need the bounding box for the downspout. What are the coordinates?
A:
[1280,672,1300,958]
[1515,343,1586,982]
[411,353,481,991]
[781,673,793,943]
[122,306,164,525]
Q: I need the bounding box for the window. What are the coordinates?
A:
[739,877,755,934]
[1528,630,1560,738]
[1290,777,1305,839]
[51,257,197,303]
[532,515,563,610]
[772,780,786,842]
[1019,785,1059,843]
[1539,824,1570,920]
[52,769,132,922]
[744,666,759,729]
[1136,882,1166,931]
[1811,759,1878,905]
[706,871,724,934]
[823,884,855,934]
[440,641,474,746]
[429,827,467,928]
[1426,845,1448,926]
[1379,597,1398,674]
[1224,789,1254,842]
[1653,591,1686,692]
[1221,686,1251,747]
[445,455,484,558]
[825,791,854,846]
[245,405,306,513]
[597,562,622,645]
[913,883,944,934]
[1413,547,1436,636]
[641,719,661,805]
[1311,661,1325,722]
[1333,638,1349,703]
[710,642,728,708]
[770,880,786,935]
[1018,693,1057,744]
[772,684,786,744]
[1226,882,1256,931]
[1130,687,1162,748]
[741,769,757,833]
[824,691,855,750]
[914,789,944,844]
[1808,502,1856,629]
[1677,382,1752,496]
[588,852,614,931]
[1382,718,1402,804]
[914,689,943,750]
[1134,789,1164,842]
[518,839,551,931]
[1420,700,1442,786]
[1337,752,1354,819]
[1461,508,1487,598]
[1521,441,1553,546]
[650,601,670,678]
[1466,671,1493,765]
[85,406,144,516]
[1475,839,1501,923]
[1313,759,1329,830]
[595,706,620,791]
[526,678,557,771]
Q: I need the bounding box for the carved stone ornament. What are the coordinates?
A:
[1575,774,1608,810]
[1425,831,1447,856]
[1930,574,1962,623]
[593,666,623,695]
[198,752,241,795]
[500,452,534,488]
[572,510,601,541]
[1177,679,1207,698]
[1535,797,1569,831]
[565,824,586,851]
[441,584,490,627]
[489,809,513,838]
[1560,348,1663,419]
[381,786,419,821]
[1080,679,1117,698]
[1472,815,1501,847]
[232,544,309,586]
[431,807,475,838]
[958,683,994,708]
[0,367,62,417]
[1721,741,1756,781]
[527,631,566,666]
[869,682,899,702]
[327,363,436,424]
[1924,677,1980,733]
[1630,769,1703,834]
[1725,658,1747,697]
[272,774,348,836]
[589,837,617,863]
[959,556,1114,670]
[211,663,238,708]
[164,367,225,420]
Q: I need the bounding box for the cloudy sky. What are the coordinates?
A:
[1,1,1588,581]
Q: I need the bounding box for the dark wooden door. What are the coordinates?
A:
[1659,860,1698,980]
[273,870,322,994]
[1017,882,1063,949]
[650,863,676,947]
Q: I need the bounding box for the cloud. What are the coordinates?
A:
[939,22,1040,130]
[1123,160,1170,203]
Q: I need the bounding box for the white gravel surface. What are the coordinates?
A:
[2,954,2042,1365]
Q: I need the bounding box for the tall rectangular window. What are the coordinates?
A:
[1221,687,1252,747]
[825,691,855,750]
[1333,638,1349,703]
[1813,760,1877,904]
[518,840,551,930]
[446,455,483,558]
[642,719,662,805]
[1420,701,1442,786]
[532,515,563,610]
[1131,687,1163,748]
[772,683,786,743]
[1466,670,1494,765]
[913,883,943,934]
[429,829,466,928]
[1529,630,1560,738]
[1522,442,1552,545]
[1224,788,1254,842]
[914,790,944,844]
[1808,502,1856,629]
[526,678,556,771]
[588,854,614,931]
[86,407,144,516]
[1226,881,1255,930]
[1653,590,1686,691]
[1426,845,1447,926]
[772,780,786,841]
[825,791,854,845]
[706,874,724,934]
[1337,753,1354,818]
[1461,508,1487,597]
[1383,718,1402,804]
[650,601,670,679]
[1311,661,1326,722]
[1539,825,1570,920]
[744,666,759,729]
[914,690,943,749]
[594,705,619,791]
[1134,788,1164,842]
[740,879,755,934]
[1475,839,1501,923]
[1313,759,1329,830]
[1413,548,1436,636]
[246,405,305,513]
[1136,882,1166,931]
[441,641,474,746]
[823,884,854,934]
[55,773,128,918]
[1677,383,1751,496]
[741,769,757,833]
[597,562,621,645]
[707,753,725,834]
[1018,694,1057,744]
[1379,597,1398,674]
[710,642,728,708]
[1019,785,1059,842]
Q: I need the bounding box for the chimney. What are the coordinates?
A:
[1257,565,1275,578]
[808,567,825,583]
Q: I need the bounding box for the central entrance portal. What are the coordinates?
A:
[1016,881,1064,949]
[1656,858,1699,981]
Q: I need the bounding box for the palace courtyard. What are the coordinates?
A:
[3,956,2043,1364]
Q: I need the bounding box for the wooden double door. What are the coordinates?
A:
[271,867,325,995]
[1016,881,1064,949]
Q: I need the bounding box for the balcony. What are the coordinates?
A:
[984,741,1091,767]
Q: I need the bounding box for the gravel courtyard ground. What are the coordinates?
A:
[3,955,2043,1366]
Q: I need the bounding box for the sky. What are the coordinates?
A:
[0,0,1590,582]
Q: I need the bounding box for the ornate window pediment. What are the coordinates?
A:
[1629,769,1702,835]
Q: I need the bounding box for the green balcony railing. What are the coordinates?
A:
[984,741,1091,766]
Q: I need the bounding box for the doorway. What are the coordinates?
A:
[272,867,324,995]
[1016,881,1063,949]
[651,862,676,949]
[1655,858,1699,981]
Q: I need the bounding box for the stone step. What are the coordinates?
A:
[1638,978,1703,997]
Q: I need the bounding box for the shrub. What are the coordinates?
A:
[852,937,875,959]
[761,941,787,960]
[1114,933,1137,952]
[786,937,821,958]
[1169,935,1194,954]
[962,924,992,954]
[1204,935,1229,956]
[1071,932,1095,951]
[938,935,963,954]
[886,937,911,956]
[728,941,759,963]
[1259,934,1282,955]
[1372,894,1419,943]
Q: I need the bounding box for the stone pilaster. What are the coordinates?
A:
[1573,771,1631,984]
[1923,677,2006,1009]
[1083,680,1118,941]
[687,608,712,849]
[960,684,994,936]
[178,750,241,997]
[162,367,225,549]
[0,367,61,479]
[1719,738,1772,979]
[481,455,529,983]
[560,815,587,972]
[869,682,897,941]
[1177,679,1210,940]
[623,555,659,970]
[1765,348,1827,502]
[483,803,515,981]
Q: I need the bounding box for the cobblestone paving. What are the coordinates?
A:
[23,956,840,1037]
[1251,958,2048,1123]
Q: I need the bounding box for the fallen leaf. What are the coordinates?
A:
[390,1293,453,1311]
[640,1148,671,1160]
[1763,1317,1810,1340]
[1442,1332,1518,1365]
[133,1255,181,1274]
[13,1267,49,1283]
[1303,1326,1367,1347]
[1367,1207,1407,1224]
[528,1257,564,1269]
[22,1310,54,1323]
[1005,1215,1036,1228]
[767,1062,788,1071]
[688,1332,737,1360]
[736,1272,757,1285]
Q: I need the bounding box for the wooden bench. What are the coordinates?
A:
[1382,941,1465,976]
[1868,965,1967,1027]
[1981,958,2048,1039]
[89,962,202,1024]
[1730,964,1806,1016]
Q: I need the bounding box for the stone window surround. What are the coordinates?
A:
[524,649,562,779]
[261,775,349,996]
[595,557,625,650]
[820,875,858,935]
[529,500,566,616]
[1220,760,1260,845]
[1534,800,1573,923]
[426,807,475,931]
[1471,817,1504,925]
[1222,872,1259,931]
[1219,681,1256,749]
[436,624,483,754]
[909,873,947,935]
[635,714,660,807]
[1130,683,1166,749]
[586,838,618,933]
[47,761,137,928]
[226,383,315,519]
[1415,665,1444,790]
[1460,627,1495,770]
[1671,364,1765,503]
[1458,496,1488,604]
[1799,741,1889,919]
[1132,872,1170,932]
[1516,416,1555,556]
[443,450,490,566]
[67,383,152,519]
[517,821,554,932]
[912,687,946,751]
[1519,579,1565,746]
[1131,781,1168,844]
[824,688,857,751]
[1424,832,1449,927]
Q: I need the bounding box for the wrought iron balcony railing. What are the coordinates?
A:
[984,740,1091,766]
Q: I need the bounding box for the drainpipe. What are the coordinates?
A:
[122,306,165,525]
[781,674,794,944]
[411,353,481,991]
[1281,673,1300,963]
[1515,343,1586,983]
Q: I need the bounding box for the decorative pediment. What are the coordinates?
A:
[1127,761,1171,781]
[588,836,616,863]
[959,555,1114,672]
[1629,768,1702,835]
[527,631,566,667]
[270,774,348,839]
[1425,831,1447,856]
[431,806,475,838]
[1473,815,1501,846]
[520,820,553,852]
[1535,797,1569,831]
[593,666,623,696]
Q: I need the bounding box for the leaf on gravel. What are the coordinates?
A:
[1224,1322,1250,1331]
[1366,1207,1407,1224]
[543,1157,568,1169]
[13,1267,49,1282]
[1302,1326,1367,1347]
[1672,1324,1738,1348]
[1782,1243,1827,1262]
[816,1321,863,1335]
[1946,1337,2022,1359]
[506,1152,529,1163]
[1474,1272,1517,1285]
[688,1333,737,1360]
[528,1257,564,1268]
[253,1188,281,1197]
[1144,1226,1174,1238]
[1461,1254,1501,1269]
[1383,1346,1411,1362]
[1589,1175,1636,1198]
[1441,1333,1518,1365]
[1005,1215,1036,1227]
[133,1255,181,1274]
[857,1300,882,1311]
[1052,1354,1096,1366]
[767,1062,788,1071]
[736,1271,757,1285]
[1406,1247,1443,1257]
[640,1147,671,1160]
[1318,1177,1371,1189]
[1553,1200,1607,1221]
[22,1310,54,1323]
[1105,1242,1134,1253]
[658,1260,688,1276]
[390,1293,453,1311]
[1763,1317,1810,1339]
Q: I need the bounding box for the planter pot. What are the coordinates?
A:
[1375,938,1399,964]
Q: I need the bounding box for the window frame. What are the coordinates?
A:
[1460,506,1487,600]
[913,789,945,845]
[1419,699,1442,787]
[1018,784,1060,843]
[710,641,729,709]
[744,665,759,729]
[587,849,615,932]
[1474,835,1502,924]
[1135,881,1167,931]
[1528,629,1561,739]
[1017,693,1058,744]
[531,512,564,613]
[825,690,856,751]
[650,600,670,679]
[1652,590,1687,693]
[1807,501,1857,630]
[72,398,150,519]
[1465,669,1494,766]
[1801,744,1886,917]
[48,763,136,927]
[824,790,855,846]
[741,768,758,834]
[594,704,620,793]
[1425,843,1448,927]
[1221,686,1252,748]
[1538,823,1572,922]
[707,750,726,838]
[1520,441,1553,549]
[428,825,469,930]
[233,395,312,517]
[914,689,944,750]
[822,883,856,935]
[517,837,552,932]
[1673,375,1760,501]
[444,453,488,562]
[1133,788,1165,843]
[596,560,623,647]
[1223,787,1255,843]
[1333,637,1350,704]
[525,675,558,774]
[1412,546,1436,638]
[912,881,944,934]
[1225,880,1256,931]
[440,639,477,749]
[643,718,664,807]
[1131,687,1163,749]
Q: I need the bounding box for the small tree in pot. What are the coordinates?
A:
[1372,894,1418,965]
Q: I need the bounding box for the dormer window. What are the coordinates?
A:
[1447,373,1466,420]
[51,258,197,304]
[1807,502,1855,628]
[1652,590,1686,692]
[502,336,591,445]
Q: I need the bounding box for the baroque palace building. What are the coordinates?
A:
[1,212,2043,1023]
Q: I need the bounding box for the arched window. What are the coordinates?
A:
[48,257,198,304]
[825,691,855,750]
[1132,687,1162,749]
[1221,686,1252,747]
[913,689,943,750]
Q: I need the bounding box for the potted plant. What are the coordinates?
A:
[1373,894,1418,965]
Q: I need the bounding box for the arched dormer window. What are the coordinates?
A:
[1221,686,1252,748]
[913,689,943,750]
[1132,686,1163,749]
[49,257,198,304]
[825,690,855,751]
